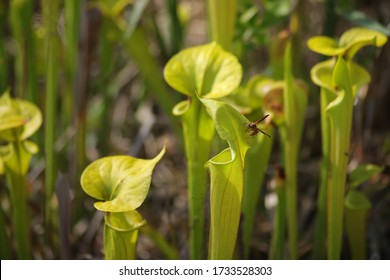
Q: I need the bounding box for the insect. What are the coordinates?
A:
[246,114,271,137]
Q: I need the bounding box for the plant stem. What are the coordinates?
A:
[207,0,237,50]
[282,43,305,259]
[167,0,183,54]
[95,20,115,155]
[327,58,353,259]
[0,204,12,259]
[0,1,8,92]
[279,124,298,259]
[182,98,214,259]
[9,0,37,102]
[64,0,81,127]
[104,224,138,260]
[269,167,286,259]
[42,0,59,252]
[6,141,31,259]
[313,89,332,259]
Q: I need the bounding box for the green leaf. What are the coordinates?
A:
[349,164,383,189]
[307,36,344,56]
[307,27,388,59]
[0,106,25,132]
[15,98,42,141]
[80,147,165,212]
[339,27,388,48]
[263,0,292,17]
[339,27,388,59]
[164,42,242,99]
[123,0,149,41]
[0,92,25,139]
[344,190,371,210]
[0,92,42,142]
[200,98,251,259]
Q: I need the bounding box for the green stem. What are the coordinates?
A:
[167,0,183,54]
[280,125,298,259]
[96,20,116,155]
[269,168,286,259]
[104,224,138,260]
[327,59,353,259]
[42,0,59,252]
[182,98,214,259]
[6,141,31,259]
[0,203,12,259]
[207,0,237,50]
[327,117,351,259]
[285,145,298,259]
[314,89,332,259]
[64,0,80,127]
[282,42,304,260]
[0,1,8,92]
[10,0,37,102]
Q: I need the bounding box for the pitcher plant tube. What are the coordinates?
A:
[345,164,383,259]
[199,97,255,259]
[308,27,387,259]
[164,42,242,259]
[0,90,42,259]
[80,147,165,260]
[280,42,307,259]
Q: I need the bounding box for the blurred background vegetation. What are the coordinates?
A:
[0,0,390,259]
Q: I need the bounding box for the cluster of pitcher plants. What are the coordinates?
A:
[0,0,388,260]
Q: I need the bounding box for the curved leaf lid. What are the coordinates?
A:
[80,147,165,212]
[307,27,387,59]
[0,92,42,142]
[164,42,242,99]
